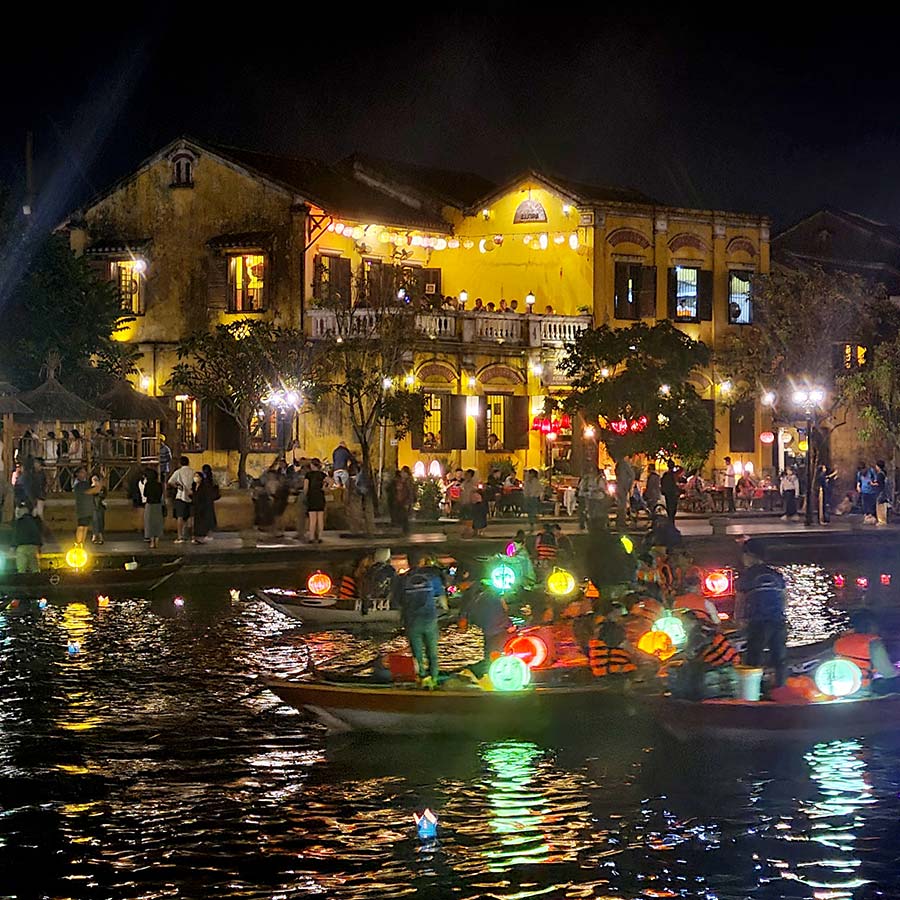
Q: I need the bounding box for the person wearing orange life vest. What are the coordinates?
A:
[834,611,900,693]
[589,607,637,678]
[533,522,559,564]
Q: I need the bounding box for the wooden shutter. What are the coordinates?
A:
[698,270,713,321]
[333,257,352,304]
[86,258,111,283]
[410,394,424,450]
[506,396,530,450]
[729,400,755,453]
[422,268,442,297]
[639,265,657,318]
[667,268,678,319]
[446,395,468,449]
[475,396,487,450]
[613,262,628,320]
[207,255,228,310]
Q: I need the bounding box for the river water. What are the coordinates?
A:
[1,563,899,899]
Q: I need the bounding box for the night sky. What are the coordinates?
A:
[3,14,900,234]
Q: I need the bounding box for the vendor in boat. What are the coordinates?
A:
[588,605,637,680]
[354,547,397,609]
[738,539,787,688]
[672,600,741,698]
[835,611,900,694]
[458,583,516,678]
[391,548,448,689]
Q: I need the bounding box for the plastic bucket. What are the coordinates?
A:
[734,665,764,701]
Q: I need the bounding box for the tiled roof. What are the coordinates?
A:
[539,172,658,206]
[207,231,274,250]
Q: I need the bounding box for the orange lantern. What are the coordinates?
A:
[637,629,676,662]
[702,569,733,597]
[503,633,550,669]
[306,571,333,596]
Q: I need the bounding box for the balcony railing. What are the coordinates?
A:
[307,308,591,348]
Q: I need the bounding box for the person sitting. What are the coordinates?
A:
[357,547,397,611]
[645,504,682,551]
[833,611,900,694]
[459,583,516,678]
[487,433,503,451]
[533,522,558,564]
[736,473,756,510]
[588,609,637,680]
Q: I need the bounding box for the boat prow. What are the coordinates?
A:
[257,588,401,626]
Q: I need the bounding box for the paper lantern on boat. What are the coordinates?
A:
[620,535,634,554]
[66,545,88,569]
[414,808,438,840]
[307,571,333,596]
[490,564,517,592]
[546,567,577,597]
[814,658,863,698]
[703,569,732,597]
[489,654,532,691]
[637,629,676,662]
[504,633,549,669]
[651,614,687,648]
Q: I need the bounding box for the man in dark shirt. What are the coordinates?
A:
[660,459,680,524]
[738,539,787,687]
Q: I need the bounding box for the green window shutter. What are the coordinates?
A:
[698,270,713,321]
[639,265,657,318]
[506,396,530,450]
[667,268,678,319]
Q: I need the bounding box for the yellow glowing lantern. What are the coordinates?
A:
[637,629,676,662]
[66,545,88,569]
[546,568,577,597]
[798,439,809,452]
[306,571,333,596]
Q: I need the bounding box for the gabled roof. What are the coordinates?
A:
[339,153,497,210]
[468,169,657,213]
[775,207,900,246]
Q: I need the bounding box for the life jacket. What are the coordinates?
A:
[834,633,878,681]
[674,593,718,623]
[701,632,740,667]
[339,575,358,599]
[588,639,637,677]
[535,533,558,560]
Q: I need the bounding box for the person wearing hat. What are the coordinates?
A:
[13,502,43,573]
[738,539,787,687]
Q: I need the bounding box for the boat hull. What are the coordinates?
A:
[0,560,182,600]
[267,677,635,735]
[258,589,401,626]
[651,693,900,743]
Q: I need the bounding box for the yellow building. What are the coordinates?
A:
[65,138,769,483]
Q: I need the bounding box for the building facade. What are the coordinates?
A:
[65,138,770,482]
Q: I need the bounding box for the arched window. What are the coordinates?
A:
[170,151,196,187]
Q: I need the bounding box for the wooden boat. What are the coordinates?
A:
[257,587,401,626]
[0,558,183,600]
[267,676,635,735]
[650,692,900,743]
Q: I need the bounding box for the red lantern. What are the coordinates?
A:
[307,571,333,596]
[760,431,775,445]
[703,569,733,597]
[561,414,571,429]
[610,419,628,435]
[504,633,549,669]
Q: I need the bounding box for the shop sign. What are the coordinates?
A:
[513,199,547,224]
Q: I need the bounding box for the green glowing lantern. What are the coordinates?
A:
[489,654,532,692]
[620,535,634,554]
[814,658,863,698]
[490,563,517,592]
[651,613,687,648]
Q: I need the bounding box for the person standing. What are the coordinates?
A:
[13,502,43,573]
[304,457,328,543]
[72,466,100,546]
[523,469,543,529]
[660,459,679,524]
[167,456,195,544]
[394,465,415,535]
[0,428,7,520]
[143,468,164,548]
[780,467,800,520]
[191,471,215,544]
[158,435,173,484]
[856,461,877,524]
[615,456,635,527]
[43,431,58,470]
[816,464,837,524]
[738,539,787,688]
[644,463,662,511]
[91,474,107,544]
[723,457,736,513]
[392,547,447,689]
[874,460,889,526]
[459,582,515,678]
[332,440,353,489]
[202,464,221,532]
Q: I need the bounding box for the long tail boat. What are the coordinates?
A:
[257,587,402,626]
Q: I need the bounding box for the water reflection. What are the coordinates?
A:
[780,564,849,647]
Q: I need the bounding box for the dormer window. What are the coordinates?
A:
[170,150,197,188]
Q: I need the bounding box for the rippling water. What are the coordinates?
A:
[2,564,900,899]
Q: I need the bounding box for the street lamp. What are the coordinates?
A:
[791,385,827,526]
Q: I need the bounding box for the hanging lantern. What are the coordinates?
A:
[637,629,676,662]
[703,569,733,597]
[814,658,863,698]
[66,545,88,569]
[307,571,333,596]
[489,654,532,691]
[798,439,809,452]
[652,614,687,648]
[503,633,549,669]
[546,568,577,597]
[760,431,775,444]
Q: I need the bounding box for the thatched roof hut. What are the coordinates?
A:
[97,380,171,422]
[0,395,34,415]
[18,376,108,423]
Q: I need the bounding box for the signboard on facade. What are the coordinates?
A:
[513,198,548,224]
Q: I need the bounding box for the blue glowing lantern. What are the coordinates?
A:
[815,658,863,698]
[38,598,48,610]
[414,808,438,840]
[489,654,532,692]
[67,640,80,656]
[490,563,517,592]
[651,613,687,648]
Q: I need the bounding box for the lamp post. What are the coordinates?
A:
[790,387,826,526]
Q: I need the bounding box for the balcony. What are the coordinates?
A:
[306,308,591,349]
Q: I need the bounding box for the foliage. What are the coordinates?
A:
[844,329,900,456]
[486,456,518,480]
[169,319,322,487]
[559,321,715,465]
[415,477,443,520]
[0,234,130,392]
[314,265,428,531]
[715,266,874,405]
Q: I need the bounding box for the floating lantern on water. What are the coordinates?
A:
[9,599,20,609]
[173,596,185,608]
[307,571,333,596]
[97,595,110,608]
[67,640,80,655]
[38,598,48,610]
[490,564,517,592]
[703,569,733,597]
[489,654,532,691]
[66,545,88,570]
[620,535,634,554]
[814,658,863,698]
[637,629,676,662]
[651,613,687,648]
[546,567,577,597]
[881,574,892,586]
[833,573,845,589]
[856,576,869,590]
[503,633,549,669]
[229,588,241,602]
[413,808,438,840]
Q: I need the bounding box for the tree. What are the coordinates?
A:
[559,321,715,466]
[169,320,321,487]
[313,263,427,532]
[0,234,130,393]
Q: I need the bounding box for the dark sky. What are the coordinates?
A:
[4,13,900,235]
